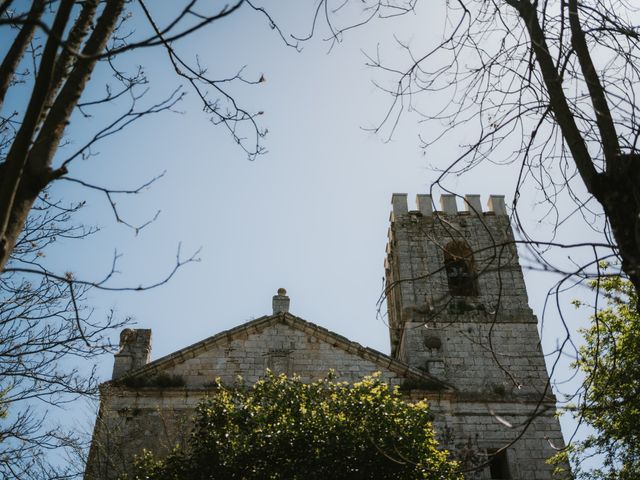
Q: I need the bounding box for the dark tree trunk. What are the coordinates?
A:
[593,155,640,295]
[0,0,125,273]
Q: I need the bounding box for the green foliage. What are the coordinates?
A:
[566,276,640,479]
[127,372,460,480]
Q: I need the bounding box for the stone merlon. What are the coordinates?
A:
[391,193,508,219]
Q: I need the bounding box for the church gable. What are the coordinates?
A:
[114,313,446,390]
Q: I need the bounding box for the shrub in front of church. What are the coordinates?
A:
[126,372,461,479]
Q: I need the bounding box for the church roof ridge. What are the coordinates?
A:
[107,312,453,391]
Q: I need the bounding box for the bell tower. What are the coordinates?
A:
[384,193,570,479]
[385,193,549,395]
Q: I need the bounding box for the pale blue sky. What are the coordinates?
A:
[8,1,601,449]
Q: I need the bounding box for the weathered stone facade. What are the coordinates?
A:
[385,194,568,479]
[86,194,569,479]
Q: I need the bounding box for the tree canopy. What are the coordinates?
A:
[561,276,640,479]
[127,373,461,480]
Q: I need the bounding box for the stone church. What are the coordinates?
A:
[86,193,568,479]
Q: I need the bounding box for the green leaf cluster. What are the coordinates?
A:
[566,276,640,479]
[127,372,460,480]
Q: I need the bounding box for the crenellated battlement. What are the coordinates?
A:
[390,193,506,221]
[384,192,534,365]
[382,186,556,446]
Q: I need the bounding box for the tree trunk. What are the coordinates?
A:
[0,0,45,108]
[593,156,640,294]
[0,0,125,273]
[511,0,640,301]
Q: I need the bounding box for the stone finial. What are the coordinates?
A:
[391,193,408,220]
[416,194,433,216]
[488,195,507,215]
[440,194,458,214]
[112,328,152,379]
[272,288,290,315]
[464,194,482,214]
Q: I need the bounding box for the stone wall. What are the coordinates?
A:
[385,193,570,479]
[385,194,531,354]
[158,320,409,387]
[86,388,199,480]
[88,386,565,480]
[424,394,566,480]
[398,317,550,396]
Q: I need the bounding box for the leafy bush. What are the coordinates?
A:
[127,372,460,480]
